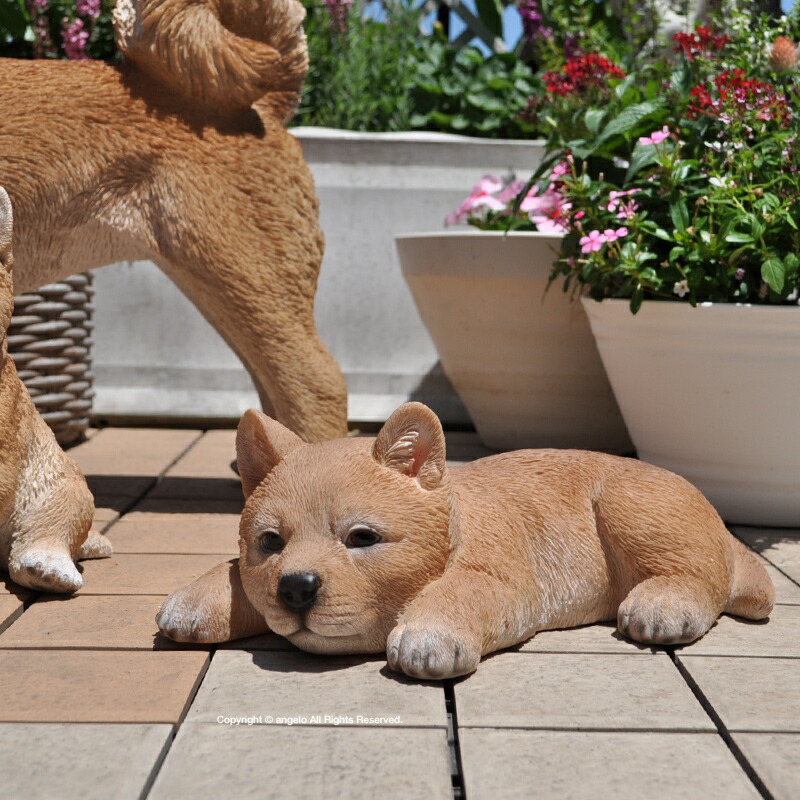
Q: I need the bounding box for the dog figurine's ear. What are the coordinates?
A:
[236,409,304,497]
[373,402,447,490]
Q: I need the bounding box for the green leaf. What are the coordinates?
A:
[630,286,645,314]
[670,55,692,94]
[475,0,504,38]
[751,217,766,241]
[625,143,659,181]
[725,231,755,243]
[0,0,28,39]
[584,109,606,136]
[596,100,664,145]
[762,258,785,294]
[614,75,635,100]
[670,199,689,234]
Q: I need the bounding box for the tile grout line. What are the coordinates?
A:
[669,651,775,800]
[444,680,467,800]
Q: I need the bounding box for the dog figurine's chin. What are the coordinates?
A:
[158,402,775,680]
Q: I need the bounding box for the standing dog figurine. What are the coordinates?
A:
[0,189,112,592]
[158,402,774,679]
[0,0,347,443]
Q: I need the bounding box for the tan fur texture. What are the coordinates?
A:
[0,0,346,443]
[158,402,774,678]
[0,188,112,593]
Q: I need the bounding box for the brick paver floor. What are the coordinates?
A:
[0,427,798,799]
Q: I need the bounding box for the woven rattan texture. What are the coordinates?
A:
[8,273,94,446]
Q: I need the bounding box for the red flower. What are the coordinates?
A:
[543,53,625,96]
[673,26,730,60]
[687,70,791,126]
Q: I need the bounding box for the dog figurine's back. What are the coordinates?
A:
[158,402,774,679]
[0,188,111,592]
[0,0,347,442]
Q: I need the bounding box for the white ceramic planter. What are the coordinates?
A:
[397,230,632,452]
[581,298,800,526]
[91,129,546,424]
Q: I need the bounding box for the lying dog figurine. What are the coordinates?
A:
[0,188,112,592]
[157,402,774,678]
[0,0,347,443]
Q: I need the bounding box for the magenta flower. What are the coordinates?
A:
[638,126,671,146]
[62,17,90,60]
[579,230,608,253]
[76,0,102,19]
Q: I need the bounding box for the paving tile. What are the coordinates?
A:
[518,622,660,654]
[149,724,452,800]
[93,505,121,528]
[455,652,712,731]
[762,562,800,605]
[0,650,208,722]
[733,527,800,583]
[674,604,800,658]
[165,429,238,478]
[133,497,245,515]
[460,729,760,800]
[733,733,800,800]
[105,512,240,555]
[218,632,298,651]
[0,595,198,651]
[86,474,155,500]
[679,656,800,732]
[147,476,243,503]
[76,553,229,595]
[70,428,201,476]
[186,649,447,728]
[0,595,24,635]
[0,723,172,800]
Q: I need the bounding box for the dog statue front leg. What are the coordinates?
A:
[157,558,269,643]
[387,569,530,680]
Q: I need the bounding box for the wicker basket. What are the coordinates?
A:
[8,273,95,446]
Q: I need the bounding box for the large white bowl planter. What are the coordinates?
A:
[397,230,632,452]
[581,298,800,526]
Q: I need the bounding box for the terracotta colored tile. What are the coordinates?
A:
[0,650,208,722]
[0,723,172,800]
[106,512,240,554]
[134,497,245,515]
[166,430,238,478]
[92,495,135,514]
[76,554,230,595]
[147,477,243,503]
[70,428,201,476]
[0,595,201,651]
[93,505,121,532]
[150,725,452,800]
[0,596,24,635]
[0,576,32,602]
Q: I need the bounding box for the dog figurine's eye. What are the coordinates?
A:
[258,531,285,554]
[346,527,382,548]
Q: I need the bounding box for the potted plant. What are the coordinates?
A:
[397,172,633,452]
[537,5,800,524]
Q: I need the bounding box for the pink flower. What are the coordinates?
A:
[579,230,608,253]
[444,175,507,225]
[638,126,671,146]
[76,0,101,18]
[550,160,571,179]
[603,227,629,242]
[62,18,90,60]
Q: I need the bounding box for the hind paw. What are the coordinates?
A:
[618,578,717,646]
[78,530,114,560]
[9,549,82,593]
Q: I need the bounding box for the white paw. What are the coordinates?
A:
[77,530,114,560]
[157,588,217,643]
[387,621,480,679]
[10,549,82,593]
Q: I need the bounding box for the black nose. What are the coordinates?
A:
[278,572,321,610]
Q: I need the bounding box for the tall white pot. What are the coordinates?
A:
[397,231,632,452]
[582,298,800,526]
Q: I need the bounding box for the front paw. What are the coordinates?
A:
[386,621,480,679]
[9,549,82,593]
[157,585,224,643]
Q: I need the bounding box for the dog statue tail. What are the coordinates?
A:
[113,0,308,122]
[725,535,775,620]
